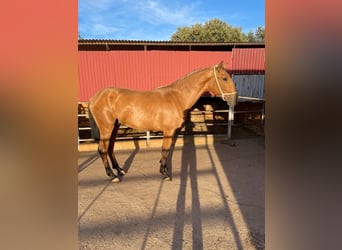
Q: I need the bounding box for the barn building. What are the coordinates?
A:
[78,40,265,145]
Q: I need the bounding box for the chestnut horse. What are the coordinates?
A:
[88,62,237,182]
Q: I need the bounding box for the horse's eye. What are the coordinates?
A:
[222,77,227,81]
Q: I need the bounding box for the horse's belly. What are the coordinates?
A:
[118,109,183,132]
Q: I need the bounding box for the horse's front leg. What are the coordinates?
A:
[159,131,175,180]
[159,148,170,178]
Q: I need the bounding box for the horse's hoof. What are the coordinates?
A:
[119,170,126,176]
[111,177,121,183]
[162,176,172,181]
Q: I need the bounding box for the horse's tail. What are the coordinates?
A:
[88,102,100,142]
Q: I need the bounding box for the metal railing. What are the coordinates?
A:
[78,98,264,149]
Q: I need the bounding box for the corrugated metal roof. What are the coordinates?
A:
[78,39,265,51]
[79,39,264,46]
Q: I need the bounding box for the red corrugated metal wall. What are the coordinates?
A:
[78,51,152,101]
[231,48,265,74]
[78,51,233,101]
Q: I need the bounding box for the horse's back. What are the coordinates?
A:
[89,86,184,131]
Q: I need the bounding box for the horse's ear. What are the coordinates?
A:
[217,61,225,69]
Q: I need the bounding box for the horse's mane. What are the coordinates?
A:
[175,67,207,83]
[172,67,209,91]
[155,67,208,89]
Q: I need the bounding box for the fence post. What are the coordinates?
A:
[227,106,234,139]
[146,131,150,146]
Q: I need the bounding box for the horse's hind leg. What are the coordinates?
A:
[98,138,118,181]
[108,120,126,176]
[97,124,120,182]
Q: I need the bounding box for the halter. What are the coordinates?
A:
[213,65,237,102]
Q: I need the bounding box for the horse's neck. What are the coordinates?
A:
[172,69,210,109]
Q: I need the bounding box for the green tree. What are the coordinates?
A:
[254,26,265,42]
[171,19,248,42]
[246,30,256,42]
[245,26,265,42]
[170,19,265,43]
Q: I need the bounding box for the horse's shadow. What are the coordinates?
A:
[119,138,140,181]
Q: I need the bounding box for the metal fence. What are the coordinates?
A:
[78,97,265,150]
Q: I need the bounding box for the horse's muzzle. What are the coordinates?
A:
[223,92,238,107]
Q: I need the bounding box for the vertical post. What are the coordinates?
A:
[261,101,265,125]
[261,101,265,135]
[227,106,235,139]
[146,131,150,146]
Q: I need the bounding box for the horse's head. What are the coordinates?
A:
[208,61,238,107]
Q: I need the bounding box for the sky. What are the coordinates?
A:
[78,0,264,40]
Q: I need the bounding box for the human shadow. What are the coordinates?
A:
[172,117,204,249]
[202,135,245,249]
[170,101,247,249]
[212,101,265,249]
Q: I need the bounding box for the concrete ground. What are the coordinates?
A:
[78,135,264,249]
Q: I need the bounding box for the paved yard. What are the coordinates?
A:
[78,136,264,249]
